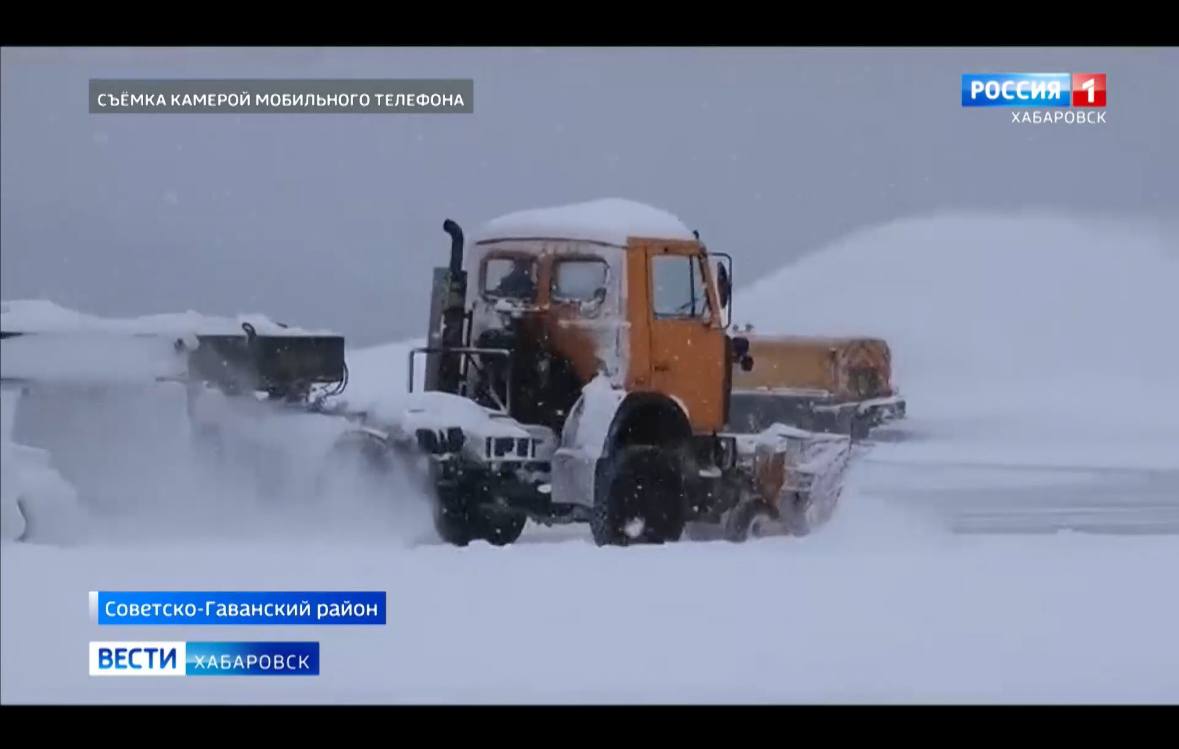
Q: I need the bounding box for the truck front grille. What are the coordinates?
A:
[485,437,534,459]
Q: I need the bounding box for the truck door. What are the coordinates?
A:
[646,247,727,433]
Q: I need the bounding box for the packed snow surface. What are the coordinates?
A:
[474,198,697,246]
[2,211,1178,703]
[4,512,1177,704]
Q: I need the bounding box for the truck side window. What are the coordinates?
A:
[552,258,608,302]
[651,254,710,319]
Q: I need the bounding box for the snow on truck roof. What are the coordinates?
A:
[473,198,698,247]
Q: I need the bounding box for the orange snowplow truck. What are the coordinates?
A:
[394,199,863,546]
[729,334,905,439]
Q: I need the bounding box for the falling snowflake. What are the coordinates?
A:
[624,518,645,539]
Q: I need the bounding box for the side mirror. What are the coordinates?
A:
[716,263,731,309]
[731,337,754,371]
[709,251,734,329]
[579,286,608,316]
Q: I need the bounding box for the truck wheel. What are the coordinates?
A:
[591,445,686,546]
[432,486,526,547]
[432,484,474,547]
[474,507,527,546]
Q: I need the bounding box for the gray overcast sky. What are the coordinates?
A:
[2,47,1175,345]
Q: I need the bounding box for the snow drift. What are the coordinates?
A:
[1,388,86,544]
[742,211,1177,383]
[741,211,1179,470]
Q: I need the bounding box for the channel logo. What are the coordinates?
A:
[89,641,185,676]
[1072,73,1107,107]
[962,73,1107,107]
[89,641,319,676]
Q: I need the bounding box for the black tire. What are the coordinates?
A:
[432,480,527,547]
[432,484,474,547]
[591,445,686,546]
[474,508,527,546]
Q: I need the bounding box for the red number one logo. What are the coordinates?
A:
[1072,74,1107,107]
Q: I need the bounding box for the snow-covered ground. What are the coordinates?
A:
[4,504,1176,704]
[2,211,1178,703]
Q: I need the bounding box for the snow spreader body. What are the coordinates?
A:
[343,199,860,546]
[728,333,906,439]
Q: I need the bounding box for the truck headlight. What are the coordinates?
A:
[446,427,465,453]
[416,429,441,454]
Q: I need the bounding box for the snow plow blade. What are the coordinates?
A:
[696,424,856,542]
[749,424,855,534]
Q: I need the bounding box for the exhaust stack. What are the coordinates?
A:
[422,219,469,394]
[443,219,464,276]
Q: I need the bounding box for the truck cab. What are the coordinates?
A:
[445,199,735,440]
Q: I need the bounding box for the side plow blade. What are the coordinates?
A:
[724,424,857,541]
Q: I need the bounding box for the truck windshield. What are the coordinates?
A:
[552,258,608,302]
[484,257,538,301]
